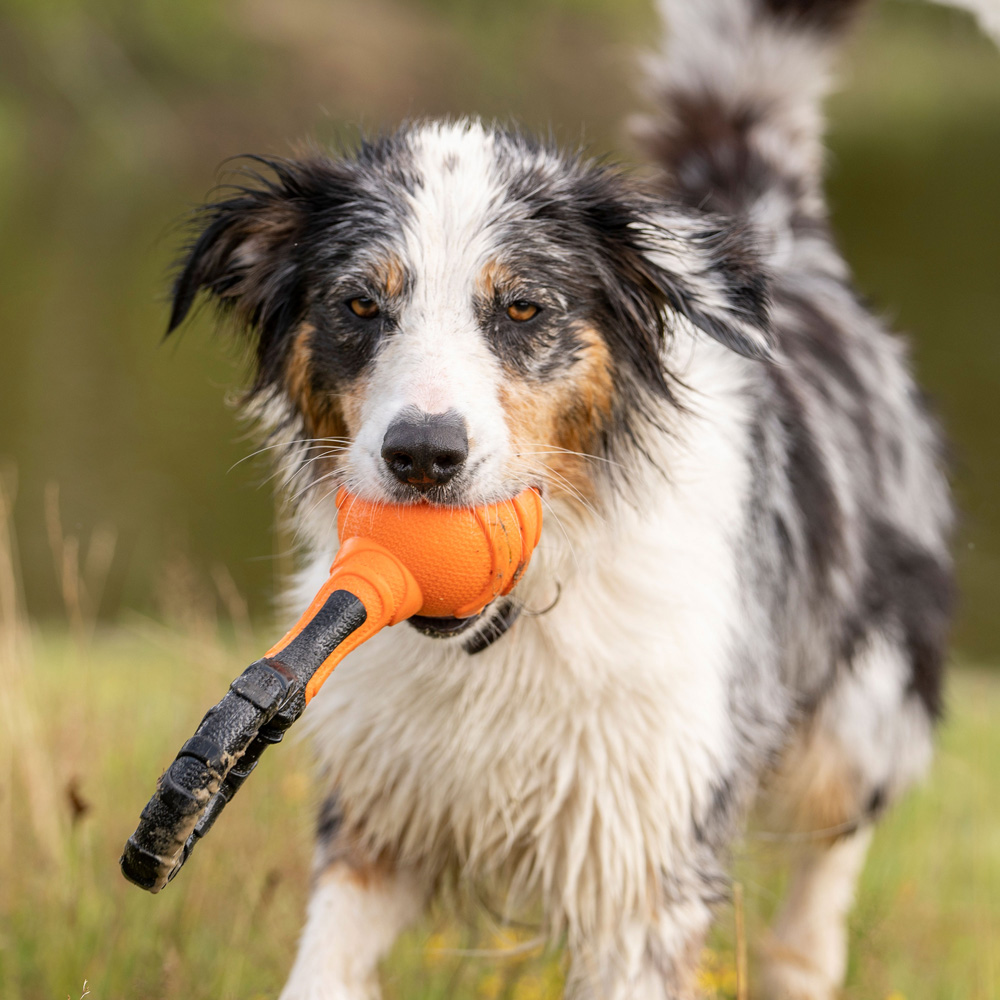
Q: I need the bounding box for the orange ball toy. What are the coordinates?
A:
[266,487,543,701]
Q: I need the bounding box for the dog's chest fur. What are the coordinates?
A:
[298,339,780,941]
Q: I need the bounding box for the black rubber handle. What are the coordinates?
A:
[120,589,367,892]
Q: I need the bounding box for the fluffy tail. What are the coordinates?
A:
[638,0,998,237]
[637,0,865,233]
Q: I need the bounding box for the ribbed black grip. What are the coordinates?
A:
[120,589,367,892]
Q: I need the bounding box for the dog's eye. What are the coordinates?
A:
[506,301,540,323]
[347,297,380,319]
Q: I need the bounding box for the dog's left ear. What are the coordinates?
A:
[167,158,331,380]
[580,184,773,367]
[642,210,774,362]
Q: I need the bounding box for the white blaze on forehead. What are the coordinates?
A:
[347,121,518,501]
[405,121,506,299]
[391,121,508,411]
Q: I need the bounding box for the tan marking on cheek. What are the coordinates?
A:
[499,381,556,455]
[500,326,614,501]
[338,375,370,437]
[284,324,314,405]
[476,258,515,300]
[284,323,369,443]
[555,326,614,453]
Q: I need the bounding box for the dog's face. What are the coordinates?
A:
[170,121,770,521]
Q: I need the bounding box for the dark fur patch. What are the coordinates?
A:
[848,522,954,719]
[773,288,880,473]
[768,370,845,588]
[866,785,887,818]
[317,793,343,844]
[775,290,867,400]
[645,92,804,219]
[762,0,868,32]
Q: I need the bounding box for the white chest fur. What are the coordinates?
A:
[299,338,756,943]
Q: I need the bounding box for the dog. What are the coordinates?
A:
[165,1,984,996]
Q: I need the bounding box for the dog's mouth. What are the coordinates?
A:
[408,613,482,637]
[351,480,540,653]
[377,473,544,510]
[408,599,522,654]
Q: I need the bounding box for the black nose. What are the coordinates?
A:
[381,409,469,490]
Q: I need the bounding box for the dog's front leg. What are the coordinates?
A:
[565,890,713,1000]
[279,799,429,1000]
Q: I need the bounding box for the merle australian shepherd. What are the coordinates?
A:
[165,1,990,997]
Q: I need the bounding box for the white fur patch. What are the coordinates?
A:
[279,864,427,1000]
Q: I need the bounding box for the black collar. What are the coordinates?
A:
[462,600,521,655]
[406,599,521,654]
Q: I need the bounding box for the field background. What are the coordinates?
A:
[0,0,998,997]
[2,538,998,999]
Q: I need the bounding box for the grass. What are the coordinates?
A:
[2,637,998,998]
[0,486,997,999]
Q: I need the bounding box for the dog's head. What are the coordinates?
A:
[169,121,769,558]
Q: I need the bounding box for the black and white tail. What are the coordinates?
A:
[639,0,998,238]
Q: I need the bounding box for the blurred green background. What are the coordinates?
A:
[0,0,997,654]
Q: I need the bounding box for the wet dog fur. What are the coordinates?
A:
[167,1,971,996]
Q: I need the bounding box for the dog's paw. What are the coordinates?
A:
[278,973,380,1000]
[278,988,377,1000]
[755,934,839,1000]
[756,966,837,1000]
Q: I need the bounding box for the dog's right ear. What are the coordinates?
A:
[167,158,323,375]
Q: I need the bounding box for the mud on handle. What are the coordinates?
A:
[120,589,367,893]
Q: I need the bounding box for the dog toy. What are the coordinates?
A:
[120,487,542,893]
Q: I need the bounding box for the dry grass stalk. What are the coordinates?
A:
[0,472,67,867]
[734,881,748,1000]
[211,561,254,652]
[44,481,117,645]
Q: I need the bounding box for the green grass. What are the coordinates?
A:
[1,623,997,1000]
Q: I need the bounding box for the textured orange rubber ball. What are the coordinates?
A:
[335,488,543,618]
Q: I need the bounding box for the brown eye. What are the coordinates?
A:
[348,297,380,319]
[506,300,540,323]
